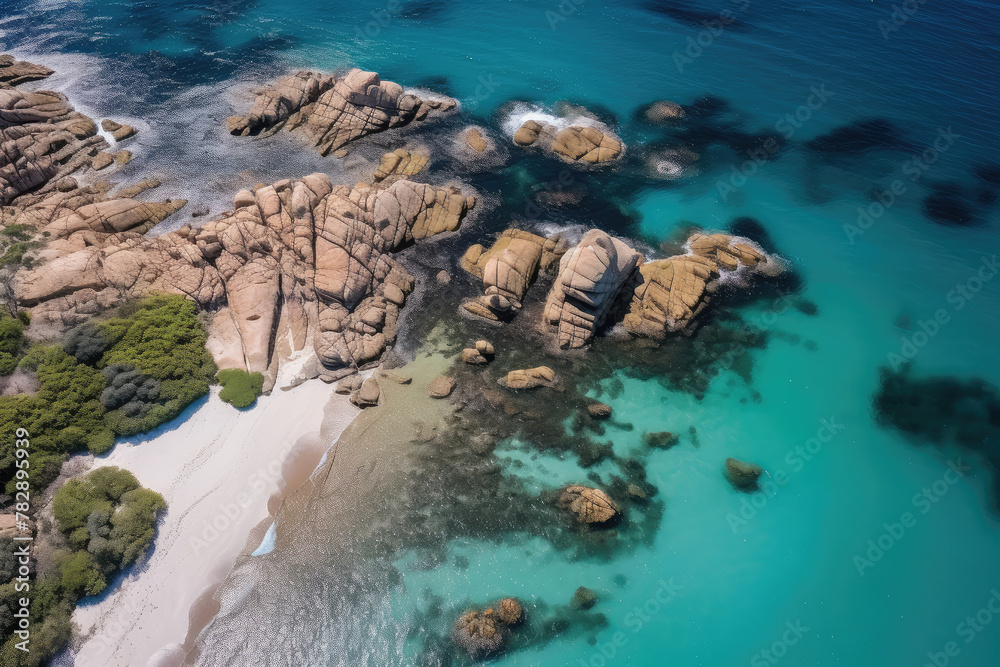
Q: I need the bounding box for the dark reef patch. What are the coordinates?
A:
[873,364,1000,512]
[806,119,912,156]
[643,1,754,32]
[922,182,980,227]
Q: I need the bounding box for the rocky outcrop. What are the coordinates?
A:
[227,69,458,155]
[373,148,428,182]
[15,171,475,380]
[452,598,524,659]
[512,117,623,164]
[498,366,555,390]
[461,340,494,364]
[623,232,783,338]
[0,55,53,87]
[542,229,644,348]
[571,586,598,610]
[100,119,137,142]
[461,228,565,320]
[725,457,763,490]
[558,485,621,525]
[1,84,107,206]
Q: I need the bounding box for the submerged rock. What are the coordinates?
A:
[427,375,456,398]
[452,609,506,659]
[558,485,621,525]
[587,402,612,419]
[495,597,524,626]
[499,366,556,390]
[571,586,598,610]
[725,457,763,490]
[227,69,457,155]
[644,100,685,123]
[643,431,679,449]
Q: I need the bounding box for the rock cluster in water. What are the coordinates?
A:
[226,68,457,155]
[452,597,524,659]
[558,485,621,525]
[513,119,623,164]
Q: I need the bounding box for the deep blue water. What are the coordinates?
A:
[5,0,1000,665]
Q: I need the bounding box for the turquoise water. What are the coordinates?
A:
[7,0,1000,664]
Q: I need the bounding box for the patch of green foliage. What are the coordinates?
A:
[98,295,217,435]
[0,294,216,494]
[217,368,265,408]
[0,468,165,664]
[0,314,27,376]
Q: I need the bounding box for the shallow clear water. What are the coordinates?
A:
[7,0,1000,665]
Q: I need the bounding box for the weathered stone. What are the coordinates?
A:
[335,375,363,395]
[494,598,523,626]
[475,340,494,356]
[462,348,488,364]
[350,377,381,407]
[101,119,137,141]
[571,586,598,610]
[0,55,53,87]
[465,127,488,152]
[379,370,412,384]
[427,375,455,398]
[587,402,612,419]
[557,485,620,525]
[543,229,644,348]
[725,457,763,490]
[373,148,428,181]
[452,609,506,659]
[643,431,679,449]
[645,100,685,123]
[511,115,623,164]
[499,366,555,390]
[228,69,457,155]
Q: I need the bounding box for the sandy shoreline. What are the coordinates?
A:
[65,369,359,667]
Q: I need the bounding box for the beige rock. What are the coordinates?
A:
[475,340,494,356]
[499,366,555,390]
[0,55,53,86]
[513,120,542,146]
[557,485,620,525]
[461,348,488,364]
[428,375,456,398]
[543,229,643,348]
[335,374,363,394]
[229,69,457,155]
[551,126,622,164]
[379,370,412,384]
[373,148,428,182]
[587,402,612,419]
[101,119,137,141]
[351,377,381,407]
[465,128,488,152]
[91,152,114,170]
[645,100,685,123]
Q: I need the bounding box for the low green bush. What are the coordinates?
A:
[217,368,265,408]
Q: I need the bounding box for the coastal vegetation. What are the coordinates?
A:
[0,467,165,665]
[0,294,217,494]
[217,369,265,408]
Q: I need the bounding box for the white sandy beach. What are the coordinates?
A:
[66,366,359,667]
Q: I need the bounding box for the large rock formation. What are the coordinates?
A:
[17,173,475,382]
[460,228,565,320]
[623,232,784,337]
[0,55,54,87]
[512,117,623,164]
[227,69,457,155]
[542,229,644,348]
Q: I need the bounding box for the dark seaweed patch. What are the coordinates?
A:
[806,119,912,155]
[922,182,979,227]
[873,364,1000,513]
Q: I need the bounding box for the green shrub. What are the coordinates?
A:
[218,368,265,408]
[0,315,25,376]
[58,550,106,597]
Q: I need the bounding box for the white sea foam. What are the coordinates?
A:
[498,101,604,138]
[250,521,277,556]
